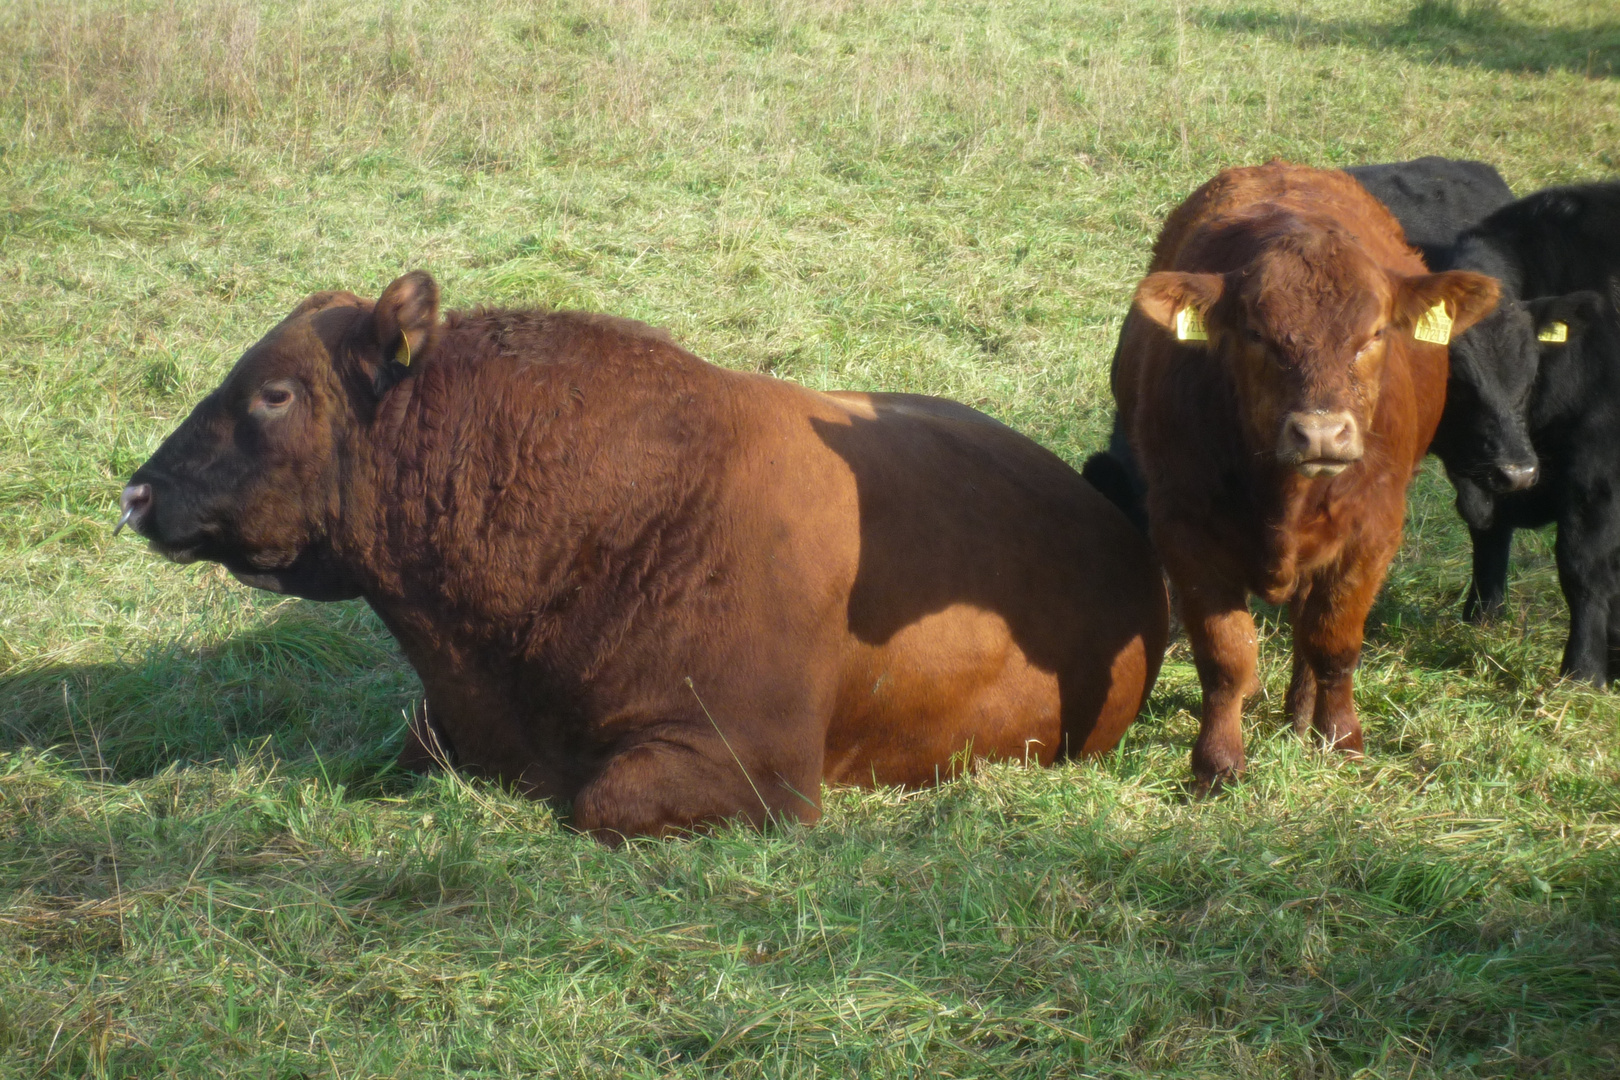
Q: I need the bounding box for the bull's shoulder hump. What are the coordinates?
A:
[540,309,680,346]
[818,390,1002,428]
[818,390,1083,473]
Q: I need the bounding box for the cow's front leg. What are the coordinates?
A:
[1174,576,1259,788]
[1606,594,1620,684]
[1555,499,1619,685]
[1290,566,1382,758]
[571,731,822,845]
[395,701,456,774]
[1286,648,1318,737]
[1464,520,1516,623]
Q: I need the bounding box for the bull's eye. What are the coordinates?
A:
[251,380,297,417]
[1355,329,1387,361]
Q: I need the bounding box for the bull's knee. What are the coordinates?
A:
[572,742,818,844]
[395,704,455,774]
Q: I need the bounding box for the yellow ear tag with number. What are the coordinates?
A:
[1412,300,1453,345]
[1538,321,1569,344]
[1175,306,1209,342]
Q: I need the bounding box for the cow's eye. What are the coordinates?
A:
[252,381,296,415]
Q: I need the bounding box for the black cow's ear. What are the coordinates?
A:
[1528,291,1604,346]
[356,271,441,396]
[1134,272,1224,347]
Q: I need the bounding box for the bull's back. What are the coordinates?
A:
[763,387,1167,784]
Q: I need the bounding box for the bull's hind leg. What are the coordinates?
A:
[1176,580,1260,788]
[571,734,821,845]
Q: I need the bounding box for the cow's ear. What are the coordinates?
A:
[1134,272,1224,346]
[375,271,440,368]
[355,271,441,396]
[1527,291,1605,346]
[1393,270,1500,342]
[288,290,365,319]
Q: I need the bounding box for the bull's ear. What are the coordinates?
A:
[1393,270,1500,343]
[288,290,364,319]
[1527,291,1604,347]
[352,271,441,396]
[374,271,440,368]
[1134,272,1224,346]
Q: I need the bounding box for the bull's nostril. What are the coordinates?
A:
[115,482,153,536]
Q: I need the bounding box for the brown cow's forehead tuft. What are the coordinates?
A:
[1240,231,1387,353]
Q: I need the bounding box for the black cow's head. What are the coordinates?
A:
[1430,301,1543,496]
[118,272,441,599]
[1440,291,1607,530]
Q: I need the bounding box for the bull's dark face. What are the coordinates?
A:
[1135,231,1499,479]
[1431,302,1541,494]
[118,272,441,600]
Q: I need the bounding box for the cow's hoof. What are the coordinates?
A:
[1189,757,1245,798]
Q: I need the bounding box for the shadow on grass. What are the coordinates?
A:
[1198,0,1618,79]
[0,601,418,788]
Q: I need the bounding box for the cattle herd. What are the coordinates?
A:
[115,157,1620,841]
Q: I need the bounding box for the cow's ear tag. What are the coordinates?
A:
[1412,301,1453,345]
[1538,321,1569,344]
[1175,306,1209,342]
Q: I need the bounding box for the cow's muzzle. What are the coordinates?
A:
[114,482,153,536]
[1278,411,1363,477]
[1491,460,1538,492]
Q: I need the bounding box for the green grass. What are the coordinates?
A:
[2,0,1619,1075]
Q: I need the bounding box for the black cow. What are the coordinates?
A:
[1445,186,1620,689]
[1344,157,1514,267]
[1353,171,1620,681]
[1466,291,1620,682]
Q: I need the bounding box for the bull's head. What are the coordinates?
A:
[117,271,441,599]
[1133,229,1499,479]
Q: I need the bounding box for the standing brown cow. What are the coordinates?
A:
[1109,162,1499,786]
[118,272,1168,840]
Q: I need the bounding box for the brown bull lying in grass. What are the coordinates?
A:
[118,271,1168,841]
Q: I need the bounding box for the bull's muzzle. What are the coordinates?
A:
[1278,411,1363,477]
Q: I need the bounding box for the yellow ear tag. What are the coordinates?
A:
[1412,300,1453,345]
[1538,321,1569,344]
[1175,306,1209,342]
[398,334,412,367]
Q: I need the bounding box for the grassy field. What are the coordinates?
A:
[3,0,1620,1075]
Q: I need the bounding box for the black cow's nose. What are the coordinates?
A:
[1494,462,1538,492]
[115,482,152,536]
